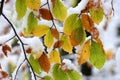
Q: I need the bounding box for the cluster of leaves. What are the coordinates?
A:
[0,0,114,79]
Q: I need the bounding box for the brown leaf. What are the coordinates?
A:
[26,47,32,54]
[81,13,99,39]
[1,71,8,78]
[38,52,50,73]
[51,28,59,39]
[51,0,55,7]
[54,40,63,49]
[0,64,2,70]
[2,44,11,57]
[39,8,53,20]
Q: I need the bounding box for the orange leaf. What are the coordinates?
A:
[38,52,50,73]
[77,39,90,65]
[26,47,32,54]
[1,71,8,78]
[51,0,55,7]
[54,40,63,49]
[2,44,11,57]
[106,49,114,60]
[81,13,99,39]
[39,8,53,20]
[51,28,59,39]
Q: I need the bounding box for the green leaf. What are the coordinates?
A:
[52,0,67,21]
[52,63,69,80]
[29,55,41,74]
[32,25,50,37]
[44,30,54,48]
[90,40,106,69]
[60,35,72,53]
[64,14,82,35]
[67,70,82,80]
[15,0,27,20]
[71,0,81,7]
[90,7,104,24]
[27,12,38,34]
[44,76,53,80]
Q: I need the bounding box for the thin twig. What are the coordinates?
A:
[111,0,114,16]
[14,59,26,80]
[47,0,57,29]
[40,2,48,8]
[0,0,4,15]
[2,13,37,80]
[0,35,15,46]
[35,74,44,79]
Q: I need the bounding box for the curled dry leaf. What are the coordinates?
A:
[81,13,99,39]
[77,39,90,65]
[39,8,53,20]
[38,52,50,73]
[2,44,11,57]
[51,28,59,39]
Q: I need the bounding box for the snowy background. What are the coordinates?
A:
[0,0,120,80]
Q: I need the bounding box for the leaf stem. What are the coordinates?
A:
[2,13,37,80]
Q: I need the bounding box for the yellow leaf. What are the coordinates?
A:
[60,35,72,53]
[26,0,41,11]
[32,25,50,37]
[44,30,54,48]
[78,39,90,65]
[49,50,61,64]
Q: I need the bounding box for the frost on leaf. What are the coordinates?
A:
[38,52,50,73]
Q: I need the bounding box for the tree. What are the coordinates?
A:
[0,0,114,80]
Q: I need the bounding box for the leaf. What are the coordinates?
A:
[49,50,61,64]
[67,70,82,80]
[39,8,53,20]
[27,12,38,34]
[52,0,67,21]
[29,55,41,74]
[26,0,40,11]
[71,0,81,7]
[44,30,54,48]
[81,14,99,39]
[64,14,82,35]
[44,76,53,80]
[90,7,104,24]
[38,52,50,73]
[51,28,59,39]
[52,63,69,80]
[90,40,106,69]
[77,39,90,65]
[26,47,32,54]
[1,71,8,78]
[51,0,55,7]
[32,25,50,37]
[53,40,63,49]
[60,35,72,53]
[70,27,86,46]
[15,0,27,20]
[2,44,11,57]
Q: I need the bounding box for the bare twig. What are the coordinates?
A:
[14,59,26,80]
[40,2,48,8]
[111,0,114,16]
[0,0,4,15]
[2,13,37,80]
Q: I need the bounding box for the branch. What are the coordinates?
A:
[14,59,26,80]
[1,13,37,80]
[0,0,4,15]
[111,0,114,16]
